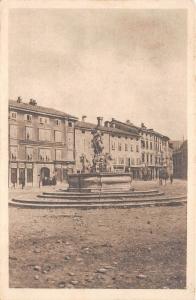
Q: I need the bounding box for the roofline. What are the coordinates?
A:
[112,119,170,140]
[9,102,78,121]
[75,122,140,138]
[111,119,139,130]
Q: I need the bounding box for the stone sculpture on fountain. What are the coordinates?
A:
[68,128,132,192]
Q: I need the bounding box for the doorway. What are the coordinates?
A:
[40,167,50,186]
[19,168,25,185]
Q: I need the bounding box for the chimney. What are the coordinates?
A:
[104,121,110,127]
[110,118,115,128]
[82,115,87,122]
[141,122,145,128]
[126,120,134,126]
[29,98,37,106]
[17,96,22,103]
[97,117,103,127]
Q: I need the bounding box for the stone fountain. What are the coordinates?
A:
[67,129,133,192]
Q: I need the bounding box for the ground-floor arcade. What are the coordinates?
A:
[9,161,75,188]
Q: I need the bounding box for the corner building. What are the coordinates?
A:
[110,119,172,179]
[9,98,77,187]
[173,140,187,179]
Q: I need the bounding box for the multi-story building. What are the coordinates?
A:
[110,119,171,179]
[172,140,187,179]
[9,98,77,187]
[74,117,141,177]
[9,97,174,186]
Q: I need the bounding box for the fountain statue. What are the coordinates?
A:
[67,128,133,192]
[91,129,111,173]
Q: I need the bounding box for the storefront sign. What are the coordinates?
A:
[10,163,17,168]
[19,163,25,168]
[55,164,61,168]
[26,163,33,169]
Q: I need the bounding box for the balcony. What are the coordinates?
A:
[19,139,65,147]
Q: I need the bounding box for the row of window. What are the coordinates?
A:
[113,157,141,166]
[141,132,167,144]
[10,146,62,161]
[111,142,139,152]
[141,140,163,151]
[141,153,162,164]
[10,111,73,127]
[10,125,63,142]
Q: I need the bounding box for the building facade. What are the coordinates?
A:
[74,117,141,177]
[110,119,172,179]
[9,98,174,186]
[173,140,187,179]
[9,98,77,187]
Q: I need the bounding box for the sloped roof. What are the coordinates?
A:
[111,119,169,140]
[9,99,78,120]
[110,119,139,135]
[75,121,139,137]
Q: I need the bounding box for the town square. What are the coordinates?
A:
[5,5,190,294]
[9,180,186,289]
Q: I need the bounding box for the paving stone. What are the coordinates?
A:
[9,256,17,260]
[58,281,66,288]
[64,255,70,261]
[44,265,51,272]
[70,280,79,285]
[97,268,107,274]
[136,274,147,279]
[104,265,113,269]
[34,248,41,254]
[76,257,83,262]
[33,265,41,271]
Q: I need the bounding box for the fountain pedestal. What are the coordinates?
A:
[68,173,133,193]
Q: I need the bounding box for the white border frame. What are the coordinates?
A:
[0,1,195,300]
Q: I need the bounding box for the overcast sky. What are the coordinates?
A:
[9,9,187,140]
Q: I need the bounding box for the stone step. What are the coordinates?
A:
[43,189,159,196]
[11,195,186,206]
[9,198,186,209]
[39,192,164,200]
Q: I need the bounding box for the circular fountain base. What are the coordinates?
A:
[67,173,133,192]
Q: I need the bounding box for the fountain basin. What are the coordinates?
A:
[67,173,133,192]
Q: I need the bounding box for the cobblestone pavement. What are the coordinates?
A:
[9,180,187,289]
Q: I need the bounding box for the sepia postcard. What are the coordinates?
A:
[0,0,195,300]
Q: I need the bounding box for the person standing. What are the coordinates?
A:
[21,177,25,189]
[170,173,173,184]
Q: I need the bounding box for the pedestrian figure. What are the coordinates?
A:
[13,178,16,189]
[21,177,25,189]
[170,174,173,184]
